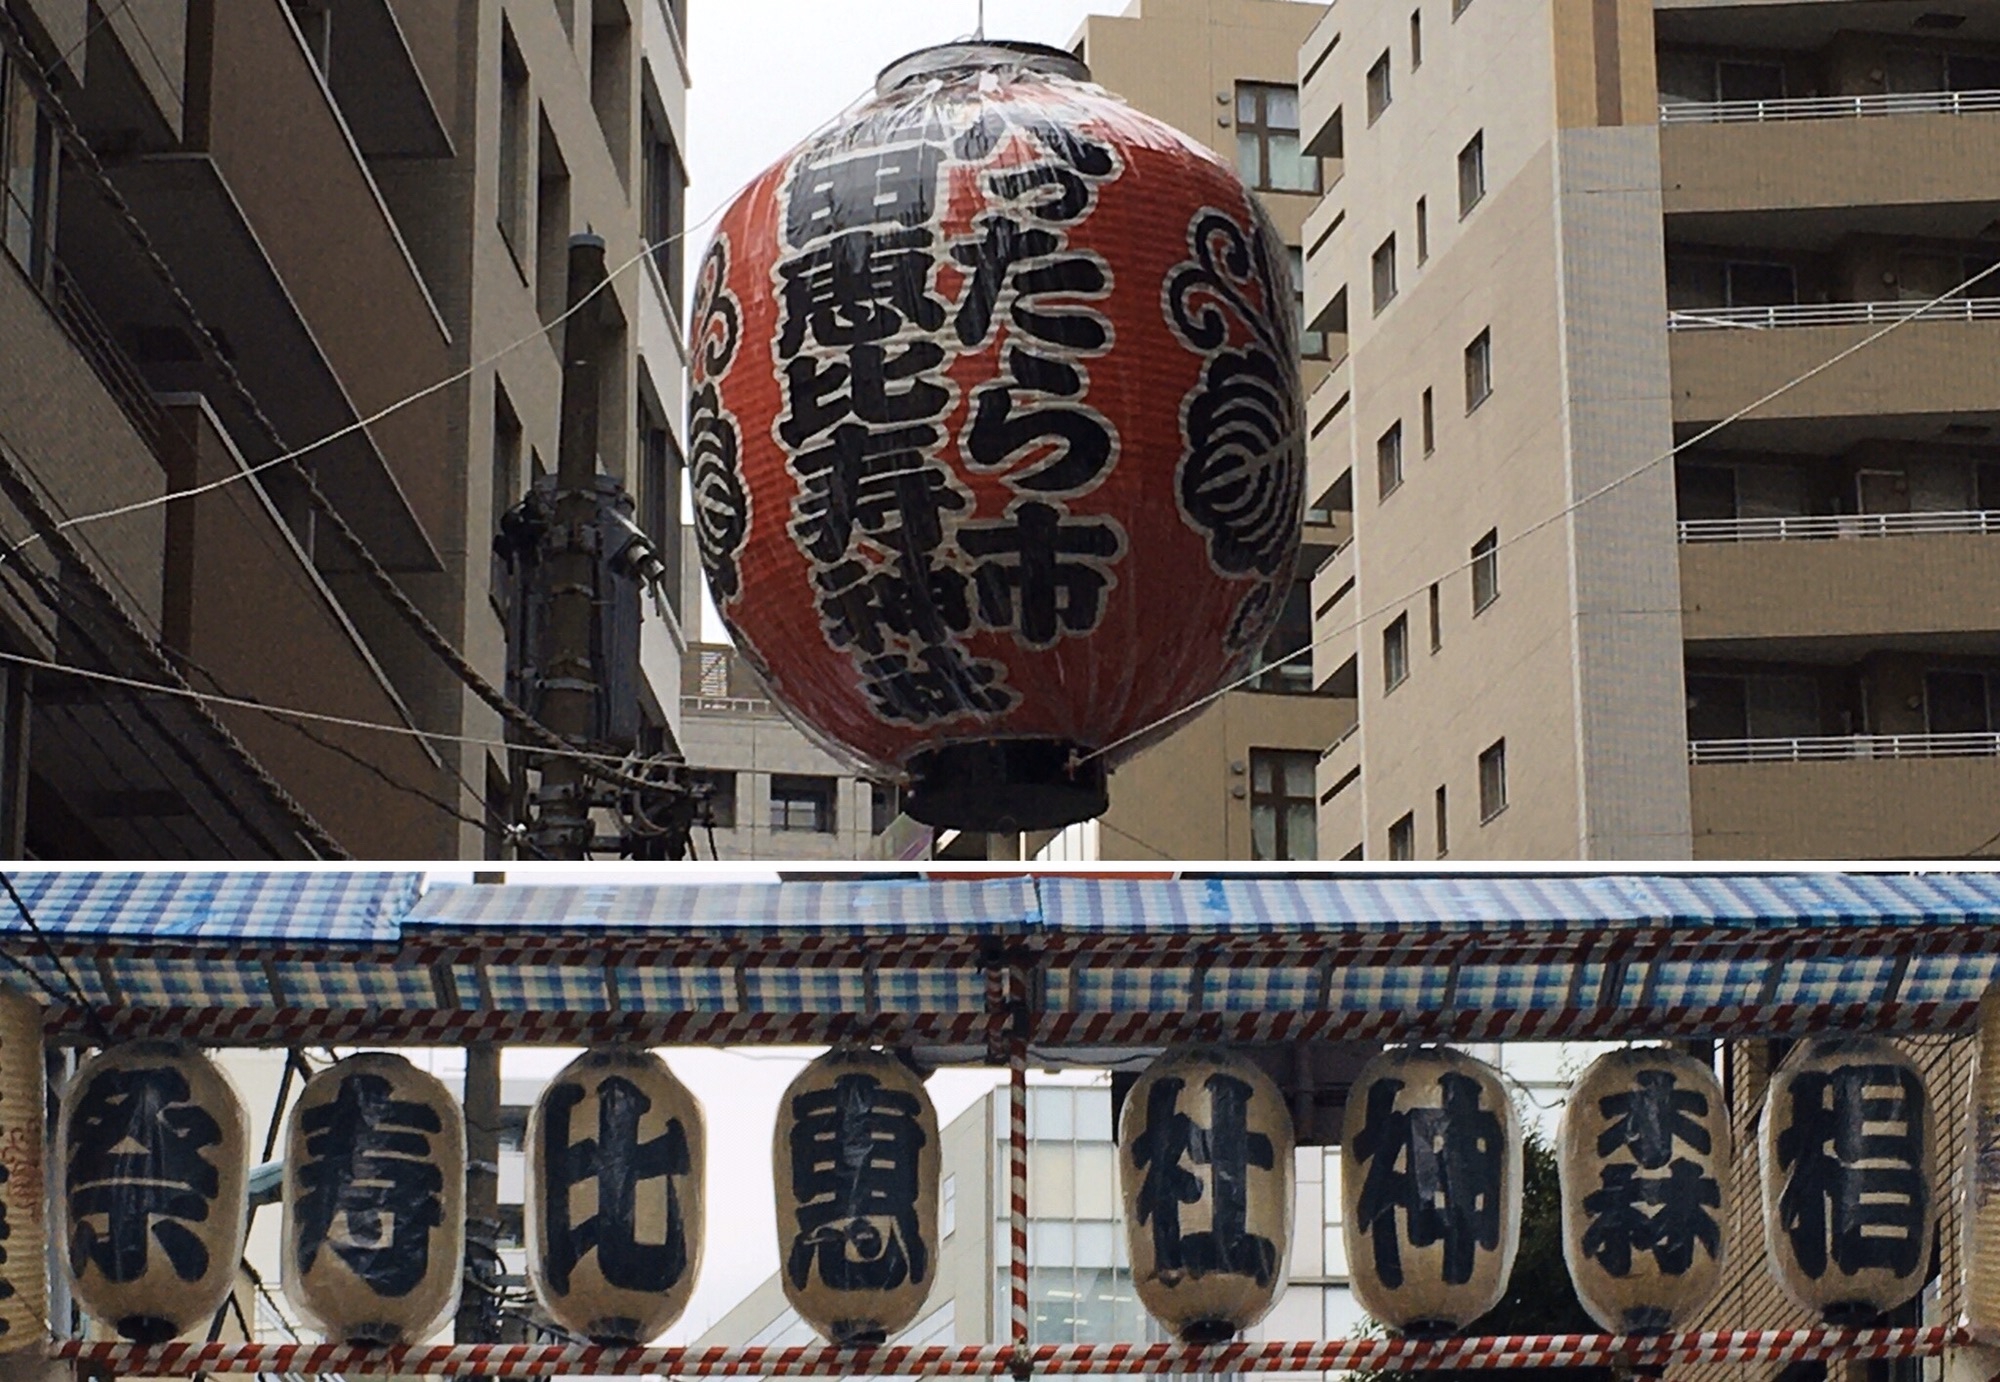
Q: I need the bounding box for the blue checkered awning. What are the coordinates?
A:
[3,872,421,942]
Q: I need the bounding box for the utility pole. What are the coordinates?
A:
[528,235,610,860]
[458,871,504,1343]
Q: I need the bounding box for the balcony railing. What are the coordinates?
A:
[1660,87,2000,125]
[1668,296,2000,331]
[1689,732,2000,764]
[51,262,170,458]
[681,694,774,716]
[1679,509,2000,543]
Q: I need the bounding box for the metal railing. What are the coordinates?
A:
[1689,732,2000,764]
[1668,296,2000,331]
[1660,86,2000,124]
[1679,509,2000,543]
[681,694,775,716]
[51,262,170,457]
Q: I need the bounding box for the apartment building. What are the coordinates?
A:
[1300,0,2000,861]
[0,0,690,859]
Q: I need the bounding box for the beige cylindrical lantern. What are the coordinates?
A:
[773,1048,939,1345]
[0,989,44,1352]
[1342,1046,1521,1336]
[1762,1036,1934,1324]
[59,1041,248,1343]
[281,1053,465,1345]
[1559,1047,1730,1334]
[1966,986,2000,1331]
[526,1048,705,1345]
[1117,1046,1294,1343]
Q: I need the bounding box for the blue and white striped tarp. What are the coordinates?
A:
[404,877,1039,935]
[1,872,421,942]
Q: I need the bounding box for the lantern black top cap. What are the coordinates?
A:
[876,41,1091,96]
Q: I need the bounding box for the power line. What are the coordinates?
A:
[1077,257,2000,768]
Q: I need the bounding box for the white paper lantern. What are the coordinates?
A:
[1762,1036,1934,1324]
[282,1053,465,1345]
[1342,1046,1521,1335]
[527,1048,704,1345]
[1559,1047,1730,1334]
[773,1048,939,1345]
[0,989,44,1352]
[59,1041,248,1343]
[1117,1046,1294,1342]
[1965,987,2000,1332]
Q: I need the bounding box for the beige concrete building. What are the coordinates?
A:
[1301,0,2000,861]
[0,0,691,858]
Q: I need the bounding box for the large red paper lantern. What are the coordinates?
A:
[689,41,1305,830]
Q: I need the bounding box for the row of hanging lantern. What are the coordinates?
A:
[0,1004,1995,1349]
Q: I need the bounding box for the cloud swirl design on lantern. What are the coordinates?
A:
[689,236,751,605]
[1165,208,1304,637]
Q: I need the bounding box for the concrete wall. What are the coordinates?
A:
[1682,533,2000,642]
[1692,758,2000,858]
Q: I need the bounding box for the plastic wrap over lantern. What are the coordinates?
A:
[527,1049,705,1345]
[689,40,1305,833]
[1761,1036,1934,1324]
[282,1053,465,1345]
[773,1048,940,1344]
[1117,1046,1294,1343]
[1342,1046,1521,1336]
[1967,986,2000,1332]
[59,1041,248,1343]
[0,989,43,1352]
[1558,1048,1730,1334]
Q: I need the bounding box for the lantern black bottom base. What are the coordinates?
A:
[1399,1321,1459,1340]
[1821,1303,1887,1327]
[904,740,1108,833]
[1179,1321,1239,1346]
[833,1323,888,1347]
[588,1319,645,1347]
[117,1317,181,1345]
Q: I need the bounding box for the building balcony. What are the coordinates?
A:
[1660,87,2000,127]
[1668,296,2000,332]
[1689,753,2000,858]
[1315,720,1362,861]
[1680,517,2000,642]
[1297,3,1344,158]
[1309,540,1356,690]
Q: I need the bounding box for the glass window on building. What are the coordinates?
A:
[770,774,834,832]
[1289,246,1326,358]
[1478,738,1507,821]
[691,769,736,828]
[640,99,687,307]
[1,54,56,287]
[1250,748,1317,861]
[1235,82,1319,193]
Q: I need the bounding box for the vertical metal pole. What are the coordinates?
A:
[459,870,504,1343]
[528,235,610,861]
[1008,1034,1029,1373]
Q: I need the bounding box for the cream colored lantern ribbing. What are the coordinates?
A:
[773,1048,939,1345]
[526,1049,705,1345]
[1342,1046,1521,1336]
[1117,1046,1294,1343]
[1762,1036,1934,1324]
[1559,1048,1730,1334]
[59,1041,248,1343]
[1966,986,2000,1331]
[282,1053,465,1345]
[0,989,43,1352]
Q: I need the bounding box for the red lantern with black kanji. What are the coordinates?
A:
[689,41,1305,831]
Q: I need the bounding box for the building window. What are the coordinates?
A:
[1383,613,1409,691]
[1371,234,1397,314]
[637,394,684,622]
[1376,420,1403,498]
[1420,386,1435,454]
[641,100,687,310]
[1235,83,1319,193]
[771,774,836,833]
[1924,670,2000,735]
[1478,739,1507,821]
[1252,578,1314,695]
[1457,130,1485,217]
[870,779,900,834]
[535,113,571,325]
[1410,9,1424,68]
[1366,51,1393,124]
[1415,196,1429,265]
[1434,783,1449,856]
[1428,581,1441,651]
[1250,749,1317,861]
[1464,327,1492,411]
[497,21,530,260]
[1289,246,1327,358]
[1471,528,1499,612]
[1388,812,1416,861]
[1,54,56,287]
[491,383,523,537]
[691,769,737,829]
[590,5,633,182]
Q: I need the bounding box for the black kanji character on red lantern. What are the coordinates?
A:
[785,1073,929,1294]
[1776,1063,1928,1280]
[858,647,1015,723]
[788,422,967,564]
[294,1071,445,1298]
[960,502,1124,648]
[540,1076,692,1295]
[66,1065,222,1285]
[783,125,950,249]
[1351,1073,1505,1290]
[816,557,974,656]
[1578,1070,1721,1281]
[1131,1073,1279,1286]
